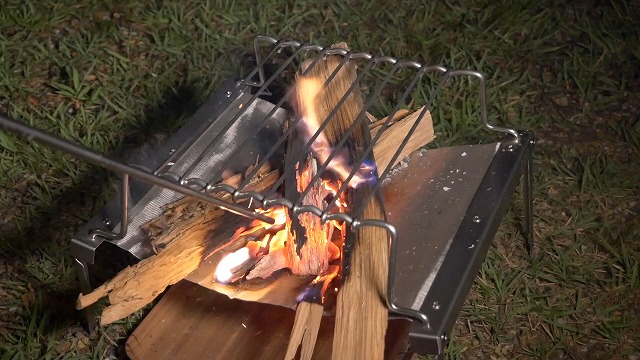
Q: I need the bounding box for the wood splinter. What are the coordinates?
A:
[284,302,324,360]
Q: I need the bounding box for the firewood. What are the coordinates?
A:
[371,106,434,174]
[76,165,279,325]
[369,108,410,132]
[76,106,434,326]
[76,44,436,328]
[285,43,390,360]
[332,198,388,360]
[125,280,415,360]
[284,301,324,360]
[184,107,434,309]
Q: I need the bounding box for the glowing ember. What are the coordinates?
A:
[214,247,252,283]
[213,177,346,284]
[212,174,347,302]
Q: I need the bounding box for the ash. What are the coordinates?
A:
[381,154,412,185]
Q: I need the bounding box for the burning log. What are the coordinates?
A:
[284,44,388,360]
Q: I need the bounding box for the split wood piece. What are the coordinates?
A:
[284,302,324,360]
[125,280,415,360]
[369,108,410,133]
[76,165,279,326]
[371,107,434,174]
[287,43,389,360]
[333,198,387,360]
[298,42,365,148]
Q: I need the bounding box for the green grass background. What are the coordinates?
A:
[1,1,638,359]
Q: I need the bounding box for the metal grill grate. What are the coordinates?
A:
[150,35,518,227]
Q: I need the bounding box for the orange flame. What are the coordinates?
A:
[213,180,347,286]
[295,77,374,188]
[213,76,361,303]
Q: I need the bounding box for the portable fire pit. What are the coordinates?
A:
[0,36,534,359]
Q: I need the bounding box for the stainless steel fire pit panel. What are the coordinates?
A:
[112,94,286,259]
[70,78,247,263]
[384,143,499,311]
[71,83,287,261]
[408,131,534,356]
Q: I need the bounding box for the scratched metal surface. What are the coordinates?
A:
[110,94,287,259]
[384,143,498,311]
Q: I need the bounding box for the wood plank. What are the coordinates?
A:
[126,280,413,360]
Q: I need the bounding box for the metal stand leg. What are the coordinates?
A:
[522,147,534,255]
[74,258,97,332]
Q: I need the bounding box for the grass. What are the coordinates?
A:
[1,0,639,359]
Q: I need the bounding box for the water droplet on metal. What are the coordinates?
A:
[432,301,440,310]
[169,148,176,154]
[226,91,232,97]
[473,215,481,223]
[102,218,111,226]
